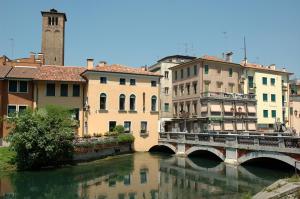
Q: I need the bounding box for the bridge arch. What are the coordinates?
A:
[185,146,225,161]
[238,151,299,169]
[149,143,177,154]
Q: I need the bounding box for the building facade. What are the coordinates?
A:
[81,60,161,151]
[170,54,257,133]
[41,9,66,66]
[242,61,292,131]
[149,55,196,132]
[289,79,300,135]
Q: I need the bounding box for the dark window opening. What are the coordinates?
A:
[73,84,80,97]
[46,83,55,96]
[60,84,68,97]
[100,93,107,110]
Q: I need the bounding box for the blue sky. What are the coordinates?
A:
[1,0,300,77]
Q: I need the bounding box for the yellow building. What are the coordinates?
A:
[81,60,161,151]
[242,61,292,131]
[34,65,86,136]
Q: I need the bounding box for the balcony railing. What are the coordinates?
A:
[200,92,256,101]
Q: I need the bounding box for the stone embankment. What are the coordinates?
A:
[253,178,300,199]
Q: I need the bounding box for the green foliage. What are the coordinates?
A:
[0,147,16,171]
[117,134,135,143]
[114,125,125,134]
[6,105,75,170]
[241,192,252,199]
[104,131,119,137]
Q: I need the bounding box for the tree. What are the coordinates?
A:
[6,105,75,170]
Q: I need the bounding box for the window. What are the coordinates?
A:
[142,92,145,112]
[187,67,190,77]
[60,84,68,97]
[7,105,17,117]
[100,77,107,84]
[124,121,131,133]
[262,77,267,85]
[180,69,183,79]
[193,102,197,114]
[46,83,55,96]
[164,103,169,112]
[140,121,147,134]
[123,174,131,185]
[174,104,178,115]
[109,121,116,132]
[55,17,58,25]
[204,65,209,74]
[180,85,184,96]
[271,94,276,102]
[140,169,148,184]
[271,78,275,85]
[130,95,136,111]
[193,82,197,94]
[151,96,157,111]
[151,81,157,87]
[120,78,126,85]
[174,71,178,80]
[164,87,169,95]
[19,81,28,92]
[119,94,125,111]
[164,71,169,79]
[100,93,107,110]
[9,80,28,93]
[263,110,268,118]
[48,17,51,25]
[193,65,197,75]
[18,105,27,114]
[263,93,268,102]
[186,84,190,95]
[217,82,222,91]
[248,76,254,88]
[73,84,80,97]
[174,86,178,96]
[229,84,234,93]
[204,82,210,92]
[290,107,293,116]
[229,68,233,77]
[272,110,276,118]
[8,80,18,92]
[130,79,136,85]
[71,108,80,121]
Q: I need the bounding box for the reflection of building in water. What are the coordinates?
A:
[77,153,159,199]
[0,176,13,197]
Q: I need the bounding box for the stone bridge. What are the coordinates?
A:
[158,132,300,169]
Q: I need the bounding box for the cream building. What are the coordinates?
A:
[242,61,292,131]
[149,55,195,132]
[81,60,161,151]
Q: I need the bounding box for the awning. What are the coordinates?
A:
[201,106,208,112]
[248,123,256,131]
[236,122,245,130]
[212,123,221,131]
[210,104,221,112]
[236,105,246,113]
[247,106,256,113]
[224,122,234,131]
[224,105,234,113]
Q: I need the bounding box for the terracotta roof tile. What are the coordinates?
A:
[6,66,37,79]
[0,66,12,78]
[202,55,228,62]
[241,61,292,74]
[86,64,161,76]
[35,65,86,82]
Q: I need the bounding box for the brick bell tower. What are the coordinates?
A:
[41,9,67,66]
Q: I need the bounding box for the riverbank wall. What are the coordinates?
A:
[73,142,133,162]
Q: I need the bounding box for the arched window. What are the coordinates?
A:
[151,96,157,111]
[100,93,106,110]
[48,17,51,25]
[130,94,136,111]
[119,94,125,111]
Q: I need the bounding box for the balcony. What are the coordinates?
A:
[282,84,288,91]
[200,92,256,101]
[248,82,256,93]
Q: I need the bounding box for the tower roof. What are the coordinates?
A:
[41,8,67,21]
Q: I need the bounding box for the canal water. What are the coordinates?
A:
[0,152,293,199]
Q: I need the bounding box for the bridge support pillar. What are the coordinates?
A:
[176,143,186,157]
[224,148,239,165]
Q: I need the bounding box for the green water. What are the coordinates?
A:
[0,152,293,199]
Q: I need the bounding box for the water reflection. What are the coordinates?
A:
[0,153,292,199]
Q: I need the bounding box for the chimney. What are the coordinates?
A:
[282,67,286,72]
[87,58,94,69]
[269,64,276,70]
[225,52,233,62]
[37,53,44,64]
[140,65,148,71]
[30,52,36,60]
[99,61,107,67]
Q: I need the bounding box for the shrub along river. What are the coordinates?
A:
[0,152,294,199]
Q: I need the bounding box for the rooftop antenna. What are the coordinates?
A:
[9,38,14,59]
[243,36,247,65]
[222,31,228,52]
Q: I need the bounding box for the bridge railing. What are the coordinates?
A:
[159,132,300,149]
